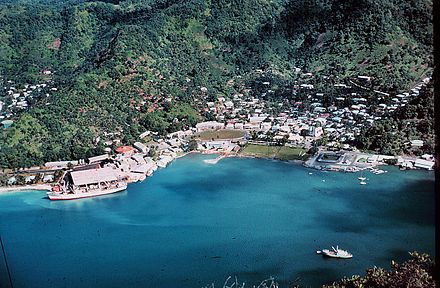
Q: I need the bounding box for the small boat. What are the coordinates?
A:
[360,181,367,185]
[358,177,366,181]
[319,246,353,259]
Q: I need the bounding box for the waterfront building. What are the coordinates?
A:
[414,159,434,170]
[116,146,136,155]
[134,142,149,154]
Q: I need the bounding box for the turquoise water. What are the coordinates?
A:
[0,154,435,288]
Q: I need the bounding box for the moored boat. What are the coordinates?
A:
[47,167,127,200]
[318,246,353,259]
[47,185,127,200]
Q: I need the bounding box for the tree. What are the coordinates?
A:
[188,139,198,151]
[0,174,9,186]
[16,175,26,185]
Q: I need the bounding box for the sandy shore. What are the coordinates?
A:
[0,184,52,193]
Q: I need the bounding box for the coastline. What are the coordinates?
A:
[0,150,431,195]
[0,184,52,193]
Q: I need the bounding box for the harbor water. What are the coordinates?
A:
[0,154,435,287]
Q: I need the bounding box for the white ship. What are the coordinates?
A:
[47,167,127,200]
[317,246,353,259]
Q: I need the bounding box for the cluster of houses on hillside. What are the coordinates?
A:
[0,75,57,128]
[1,71,435,187]
[196,74,432,151]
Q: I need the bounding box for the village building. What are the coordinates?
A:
[414,159,434,170]
[45,160,80,169]
[134,142,149,154]
[410,140,424,147]
[88,154,109,164]
[115,146,136,156]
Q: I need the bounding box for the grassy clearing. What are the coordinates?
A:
[196,129,245,140]
[321,154,341,161]
[239,144,308,161]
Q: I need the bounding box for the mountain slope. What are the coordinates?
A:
[0,0,433,168]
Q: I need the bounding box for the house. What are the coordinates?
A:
[166,138,181,148]
[410,140,424,147]
[131,154,146,164]
[421,154,434,161]
[367,155,379,163]
[308,126,323,138]
[244,123,260,130]
[225,123,235,129]
[278,125,290,133]
[358,75,371,81]
[134,142,149,154]
[25,175,36,183]
[43,174,54,182]
[139,131,151,139]
[260,122,272,131]
[234,123,244,130]
[300,84,314,89]
[156,155,174,168]
[45,160,79,169]
[313,107,326,113]
[288,133,302,143]
[88,154,109,164]
[131,163,150,174]
[224,101,234,109]
[249,116,266,123]
[116,146,136,155]
[8,177,16,185]
[331,117,342,123]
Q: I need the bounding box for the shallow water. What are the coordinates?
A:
[0,154,435,287]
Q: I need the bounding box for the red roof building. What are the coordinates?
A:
[115,146,135,154]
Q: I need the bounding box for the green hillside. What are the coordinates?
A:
[0,0,433,168]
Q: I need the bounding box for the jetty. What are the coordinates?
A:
[203,154,228,164]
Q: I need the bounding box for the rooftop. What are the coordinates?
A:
[70,167,117,186]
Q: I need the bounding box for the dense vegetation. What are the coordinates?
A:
[354,81,434,155]
[0,0,433,168]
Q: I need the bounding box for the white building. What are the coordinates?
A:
[414,159,434,170]
[134,142,149,154]
[88,154,109,163]
[410,140,424,147]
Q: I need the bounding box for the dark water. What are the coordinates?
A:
[0,154,435,288]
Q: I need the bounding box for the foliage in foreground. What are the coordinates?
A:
[207,252,435,288]
[323,252,435,288]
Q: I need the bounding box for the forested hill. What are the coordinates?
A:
[0,0,433,168]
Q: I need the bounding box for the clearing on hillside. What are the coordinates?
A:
[196,129,245,140]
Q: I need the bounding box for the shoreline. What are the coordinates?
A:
[0,184,52,194]
[0,151,432,195]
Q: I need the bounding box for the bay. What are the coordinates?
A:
[0,153,435,287]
